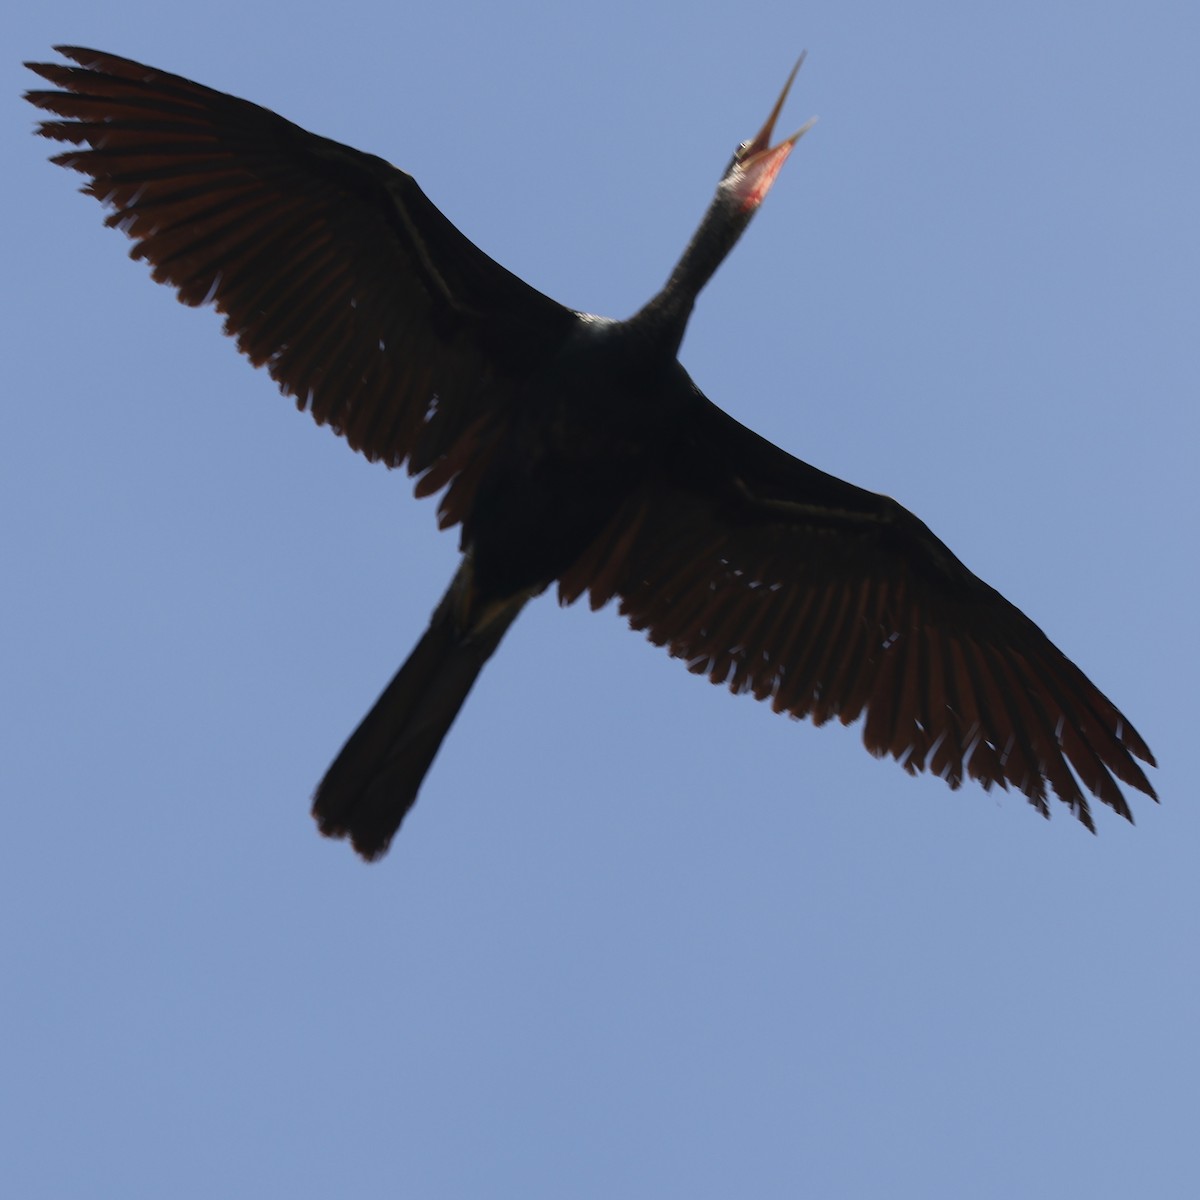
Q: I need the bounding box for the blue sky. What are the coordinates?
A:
[5,2,1197,1196]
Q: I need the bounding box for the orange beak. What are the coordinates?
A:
[742,53,816,162]
[733,55,816,211]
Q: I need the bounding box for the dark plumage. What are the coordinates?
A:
[25,47,1156,860]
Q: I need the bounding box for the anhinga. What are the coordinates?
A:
[26,47,1156,861]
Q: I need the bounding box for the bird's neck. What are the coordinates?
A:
[630,189,751,354]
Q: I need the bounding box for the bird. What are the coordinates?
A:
[25,46,1156,862]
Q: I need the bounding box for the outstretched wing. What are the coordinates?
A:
[25,46,578,492]
[560,396,1157,828]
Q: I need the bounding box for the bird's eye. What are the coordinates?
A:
[723,141,751,177]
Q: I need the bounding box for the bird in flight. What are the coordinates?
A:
[26,47,1156,860]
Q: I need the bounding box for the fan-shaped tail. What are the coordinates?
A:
[312,563,523,860]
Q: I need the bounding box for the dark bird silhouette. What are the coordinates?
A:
[25,47,1156,860]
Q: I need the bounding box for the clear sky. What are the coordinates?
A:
[5,2,1197,1197]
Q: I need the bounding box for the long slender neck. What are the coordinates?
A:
[628,186,751,355]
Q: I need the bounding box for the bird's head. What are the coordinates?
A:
[631,55,816,342]
[720,54,816,213]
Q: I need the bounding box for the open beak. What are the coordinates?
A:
[729,54,816,211]
[742,52,817,164]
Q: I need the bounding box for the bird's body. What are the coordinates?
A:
[25,47,1156,860]
[463,317,689,600]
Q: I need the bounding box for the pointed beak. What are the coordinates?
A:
[728,54,816,212]
[741,52,817,164]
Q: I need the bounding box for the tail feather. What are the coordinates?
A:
[312,567,522,860]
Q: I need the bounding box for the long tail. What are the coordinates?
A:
[312,561,524,861]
